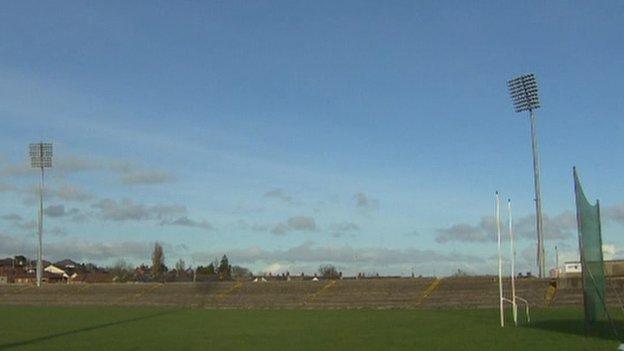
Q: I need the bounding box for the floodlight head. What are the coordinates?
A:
[507,74,540,113]
[29,143,53,168]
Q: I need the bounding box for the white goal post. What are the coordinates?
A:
[496,192,530,327]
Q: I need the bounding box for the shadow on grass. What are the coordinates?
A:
[526,319,623,341]
[0,310,177,350]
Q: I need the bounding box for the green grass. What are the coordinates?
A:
[0,306,622,350]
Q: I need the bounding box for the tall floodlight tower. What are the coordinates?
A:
[507,74,545,278]
[29,142,53,287]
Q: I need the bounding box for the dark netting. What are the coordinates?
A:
[574,167,606,324]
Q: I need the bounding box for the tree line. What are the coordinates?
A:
[111,243,252,282]
[110,244,345,282]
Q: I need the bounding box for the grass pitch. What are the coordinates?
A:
[0,306,621,350]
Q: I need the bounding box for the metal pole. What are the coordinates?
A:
[555,245,559,278]
[496,192,504,327]
[508,199,517,326]
[37,155,44,287]
[529,109,545,278]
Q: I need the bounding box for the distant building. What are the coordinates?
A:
[14,273,36,284]
[560,259,624,278]
[564,262,582,274]
[55,259,79,270]
[44,264,80,283]
[14,255,28,267]
[70,272,113,284]
[604,260,624,277]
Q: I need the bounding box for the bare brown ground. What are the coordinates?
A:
[0,277,599,309]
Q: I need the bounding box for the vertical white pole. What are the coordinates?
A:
[497,192,504,327]
[508,199,517,326]
[37,163,44,287]
[555,245,559,278]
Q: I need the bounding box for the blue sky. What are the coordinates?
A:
[0,1,623,276]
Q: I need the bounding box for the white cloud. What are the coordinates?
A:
[268,216,317,235]
[329,222,360,237]
[44,204,67,217]
[120,171,176,185]
[0,213,23,221]
[436,222,491,243]
[264,262,282,273]
[263,189,293,204]
[92,198,185,222]
[0,233,153,263]
[436,211,577,244]
[160,216,213,231]
[2,155,175,187]
[1,163,32,177]
[287,216,317,231]
[55,185,94,202]
[54,156,102,174]
[603,244,617,260]
[604,203,624,224]
[193,241,484,266]
[354,192,379,211]
[49,227,67,237]
[330,222,360,232]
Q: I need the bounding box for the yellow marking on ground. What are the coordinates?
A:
[545,284,557,306]
[301,280,336,306]
[212,282,243,302]
[415,278,441,306]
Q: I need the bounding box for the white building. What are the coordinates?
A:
[564,262,582,274]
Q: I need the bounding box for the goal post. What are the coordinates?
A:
[496,192,530,327]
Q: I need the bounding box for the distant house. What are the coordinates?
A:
[14,255,28,267]
[0,255,28,268]
[44,264,72,283]
[45,264,68,276]
[13,271,59,284]
[0,266,14,283]
[14,273,36,284]
[263,272,289,282]
[70,272,113,284]
[55,259,79,270]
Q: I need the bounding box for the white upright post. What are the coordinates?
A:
[496,192,504,327]
[36,154,44,287]
[555,245,559,278]
[508,199,517,326]
[29,142,52,288]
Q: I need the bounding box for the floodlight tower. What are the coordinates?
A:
[507,74,545,278]
[29,142,53,287]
